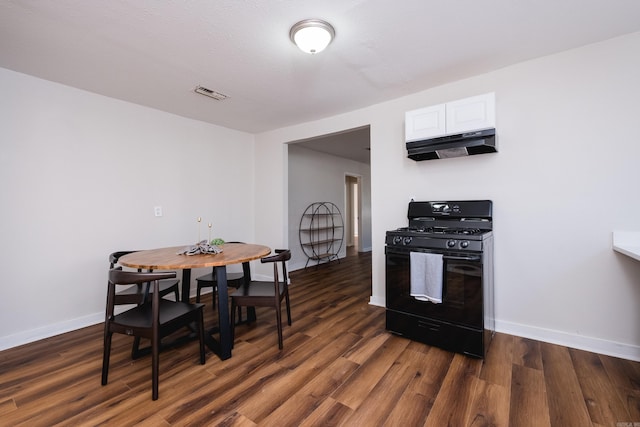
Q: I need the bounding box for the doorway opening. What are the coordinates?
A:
[345,174,361,255]
[286,125,371,271]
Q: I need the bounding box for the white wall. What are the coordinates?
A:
[0,68,256,349]
[255,32,640,360]
[287,144,371,271]
[3,32,640,360]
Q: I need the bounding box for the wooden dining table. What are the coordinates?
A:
[119,242,271,360]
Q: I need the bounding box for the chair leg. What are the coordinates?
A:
[197,309,206,364]
[275,303,283,350]
[230,299,236,349]
[101,331,113,385]
[131,337,142,359]
[196,284,202,303]
[285,289,292,326]
[173,287,179,301]
[152,334,159,401]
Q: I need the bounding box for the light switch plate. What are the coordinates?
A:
[154,206,163,217]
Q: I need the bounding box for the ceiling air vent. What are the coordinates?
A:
[194,85,229,101]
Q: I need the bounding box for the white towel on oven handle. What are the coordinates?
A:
[410,252,444,304]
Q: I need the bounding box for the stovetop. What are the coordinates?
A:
[386,200,493,251]
[394,226,488,237]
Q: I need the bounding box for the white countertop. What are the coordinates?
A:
[613,231,640,262]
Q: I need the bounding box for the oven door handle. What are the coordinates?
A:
[443,255,481,262]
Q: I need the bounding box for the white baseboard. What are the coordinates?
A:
[495,319,640,362]
[369,296,385,307]
[0,312,104,351]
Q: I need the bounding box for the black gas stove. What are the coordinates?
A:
[385,200,495,358]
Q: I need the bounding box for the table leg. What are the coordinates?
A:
[214,266,232,359]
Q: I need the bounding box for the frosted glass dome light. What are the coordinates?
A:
[290,19,335,54]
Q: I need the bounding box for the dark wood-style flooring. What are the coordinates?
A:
[2,250,640,426]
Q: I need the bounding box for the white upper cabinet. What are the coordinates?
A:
[446,93,495,134]
[405,103,446,142]
[405,92,495,142]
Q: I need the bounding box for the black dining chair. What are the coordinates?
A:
[230,249,292,350]
[109,250,181,358]
[109,251,180,305]
[102,269,205,400]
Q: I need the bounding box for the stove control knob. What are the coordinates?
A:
[447,240,456,248]
[460,240,469,248]
[393,236,402,245]
[403,236,412,245]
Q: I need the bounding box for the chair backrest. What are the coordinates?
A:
[109,251,133,268]
[109,250,140,269]
[110,269,176,286]
[261,249,291,285]
[108,250,148,305]
[106,269,177,316]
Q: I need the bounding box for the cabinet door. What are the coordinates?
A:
[405,103,446,142]
[445,93,495,134]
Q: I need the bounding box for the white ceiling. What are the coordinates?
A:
[2,0,640,163]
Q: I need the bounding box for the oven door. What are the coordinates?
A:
[385,245,483,329]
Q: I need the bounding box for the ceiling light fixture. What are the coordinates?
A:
[289,19,335,54]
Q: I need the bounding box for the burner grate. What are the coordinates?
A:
[396,226,485,235]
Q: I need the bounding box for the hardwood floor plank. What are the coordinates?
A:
[341,329,391,364]
[236,332,363,423]
[166,360,286,426]
[383,346,454,426]
[342,346,431,426]
[570,347,632,425]
[347,306,386,339]
[618,388,640,424]
[0,252,639,426]
[274,329,352,370]
[599,353,640,424]
[293,300,360,339]
[541,342,592,427]
[509,364,551,427]
[298,397,354,427]
[330,334,410,410]
[600,352,640,391]
[480,331,514,387]
[133,413,172,426]
[467,377,510,427]
[17,379,137,426]
[259,357,360,427]
[0,397,17,416]
[512,336,544,370]
[424,353,483,426]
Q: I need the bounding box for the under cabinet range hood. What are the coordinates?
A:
[406,128,497,161]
